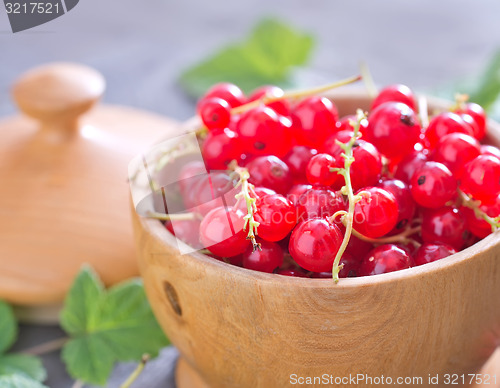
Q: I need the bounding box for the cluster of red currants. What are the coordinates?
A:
[164,82,499,279]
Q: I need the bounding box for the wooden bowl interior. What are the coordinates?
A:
[133,89,500,388]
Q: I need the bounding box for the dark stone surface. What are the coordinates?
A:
[2,0,500,386]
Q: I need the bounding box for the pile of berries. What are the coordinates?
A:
[162,81,500,280]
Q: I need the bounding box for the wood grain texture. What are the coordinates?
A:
[0,64,179,306]
[132,91,500,388]
[176,352,500,388]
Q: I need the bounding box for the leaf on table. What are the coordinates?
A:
[468,50,500,111]
[0,301,47,384]
[0,354,47,382]
[60,266,170,386]
[179,18,314,99]
[0,374,48,388]
[0,301,17,353]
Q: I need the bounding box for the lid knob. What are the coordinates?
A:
[12,63,105,133]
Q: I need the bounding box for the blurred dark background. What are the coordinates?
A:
[2,0,500,120]
[2,0,500,387]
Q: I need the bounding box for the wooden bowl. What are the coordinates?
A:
[132,90,500,388]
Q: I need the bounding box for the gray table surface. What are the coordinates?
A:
[2,0,500,387]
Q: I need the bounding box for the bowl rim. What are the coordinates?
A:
[136,88,500,289]
[141,212,500,289]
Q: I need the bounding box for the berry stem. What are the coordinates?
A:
[350,226,422,246]
[418,96,429,129]
[20,336,68,356]
[146,211,199,221]
[120,354,150,388]
[329,109,365,283]
[231,164,261,251]
[359,61,378,98]
[155,142,199,173]
[458,188,500,232]
[231,74,362,115]
[451,93,469,112]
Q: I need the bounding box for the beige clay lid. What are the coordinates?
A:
[0,63,177,310]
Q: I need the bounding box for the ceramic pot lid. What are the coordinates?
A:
[0,63,178,306]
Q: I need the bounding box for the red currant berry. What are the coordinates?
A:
[200,82,245,108]
[378,179,416,232]
[460,113,480,139]
[481,145,500,161]
[394,150,428,184]
[454,102,487,140]
[460,155,500,204]
[283,146,318,183]
[358,244,411,276]
[460,193,500,238]
[424,112,474,149]
[410,162,457,209]
[432,133,480,176]
[248,85,290,117]
[186,172,237,215]
[254,194,296,242]
[202,128,243,171]
[178,161,206,194]
[371,84,416,111]
[253,186,277,200]
[242,240,283,273]
[165,219,202,249]
[200,207,249,257]
[291,96,339,148]
[311,253,360,278]
[287,184,312,206]
[353,187,399,238]
[365,102,421,160]
[236,106,292,157]
[414,243,457,266]
[323,130,355,156]
[246,155,293,194]
[421,207,469,250]
[310,271,332,278]
[345,234,374,259]
[331,140,382,191]
[296,187,345,221]
[276,269,308,277]
[289,218,343,272]
[335,115,368,133]
[198,97,231,131]
[306,153,338,187]
[224,255,244,266]
[338,253,361,278]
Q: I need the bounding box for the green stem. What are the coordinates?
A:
[120,354,150,388]
[329,110,366,283]
[231,74,362,115]
[458,189,500,232]
[234,166,261,251]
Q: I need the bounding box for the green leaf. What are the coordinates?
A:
[60,265,104,336]
[0,301,17,353]
[60,267,169,385]
[0,354,46,382]
[0,375,48,388]
[179,18,314,98]
[469,50,500,111]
